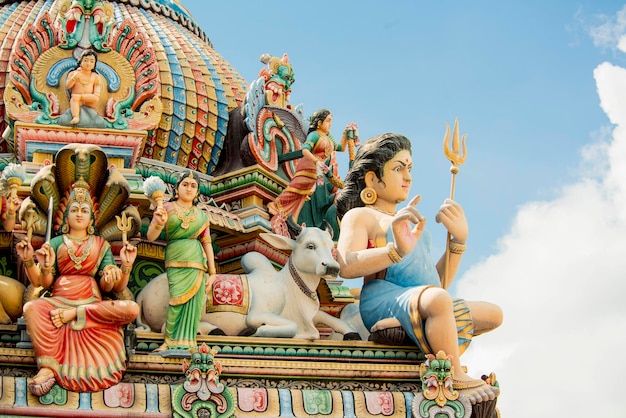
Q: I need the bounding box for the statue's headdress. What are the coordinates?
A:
[173,169,201,204]
[66,177,94,210]
[59,177,97,234]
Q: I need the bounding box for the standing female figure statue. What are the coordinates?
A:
[147,170,216,353]
[336,133,503,404]
[17,178,139,396]
[269,109,355,236]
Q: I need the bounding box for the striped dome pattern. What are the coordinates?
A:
[0,0,248,174]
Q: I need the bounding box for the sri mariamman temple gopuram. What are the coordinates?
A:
[0,0,502,417]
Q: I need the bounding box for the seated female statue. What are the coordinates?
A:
[16,178,139,396]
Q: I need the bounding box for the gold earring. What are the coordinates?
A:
[360,187,377,205]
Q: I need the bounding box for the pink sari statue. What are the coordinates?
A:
[17,178,139,396]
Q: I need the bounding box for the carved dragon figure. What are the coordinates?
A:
[212,52,304,177]
[172,343,235,418]
[413,351,473,418]
[244,53,305,178]
[56,0,115,52]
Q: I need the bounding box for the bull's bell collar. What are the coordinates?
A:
[288,258,318,301]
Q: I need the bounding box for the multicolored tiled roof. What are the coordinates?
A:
[0,0,248,174]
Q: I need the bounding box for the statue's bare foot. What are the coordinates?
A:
[368,318,412,345]
[453,377,499,405]
[370,317,401,332]
[70,116,80,124]
[152,343,168,353]
[50,308,76,328]
[28,367,56,397]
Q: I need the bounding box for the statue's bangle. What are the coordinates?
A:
[200,236,211,244]
[23,258,35,268]
[40,265,53,275]
[5,211,15,219]
[449,241,467,254]
[208,267,217,275]
[121,264,132,275]
[387,243,403,264]
[153,222,164,230]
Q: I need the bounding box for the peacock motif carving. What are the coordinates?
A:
[4,0,162,131]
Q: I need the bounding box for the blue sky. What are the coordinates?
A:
[181,1,616,280]
[181,1,626,416]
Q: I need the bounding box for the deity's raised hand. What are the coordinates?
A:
[435,198,468,244]
[153,206,168,226]
[391,195,425,256]
[343,123,358,138]
[8,195,21,213]
[120,242,137,266]
[35,242,55,268]
[16,239,34,261]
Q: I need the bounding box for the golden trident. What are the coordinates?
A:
[442,118,467,289]
[115,212,133,246]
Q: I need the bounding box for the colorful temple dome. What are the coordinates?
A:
[0,3,503,417]
[0,0,248,174]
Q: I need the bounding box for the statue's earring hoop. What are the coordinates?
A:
[360,187,377,205]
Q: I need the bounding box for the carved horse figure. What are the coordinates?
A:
[136,225,360,341]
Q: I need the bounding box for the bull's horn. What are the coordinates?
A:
[286,215,302,239]
[321,220,334,240]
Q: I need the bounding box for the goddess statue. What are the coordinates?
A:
[15,144,141,397]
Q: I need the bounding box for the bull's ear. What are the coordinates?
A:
[259,232,297,251]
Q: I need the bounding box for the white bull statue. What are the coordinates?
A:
[135,225,360,341]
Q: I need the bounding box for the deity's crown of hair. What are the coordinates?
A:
[67,177,93,209]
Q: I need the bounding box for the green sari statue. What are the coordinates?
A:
[147,171,216,353]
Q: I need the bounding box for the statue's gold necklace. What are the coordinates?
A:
[63,235,93,270]
[76,72,91,86]
[174,202,196,229]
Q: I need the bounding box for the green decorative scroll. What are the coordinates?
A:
[38,384,67,405]
[302,390,334,415]
[127,259,164,297]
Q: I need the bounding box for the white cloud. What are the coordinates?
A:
[589,5,626,51]
[456,16,626,418]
